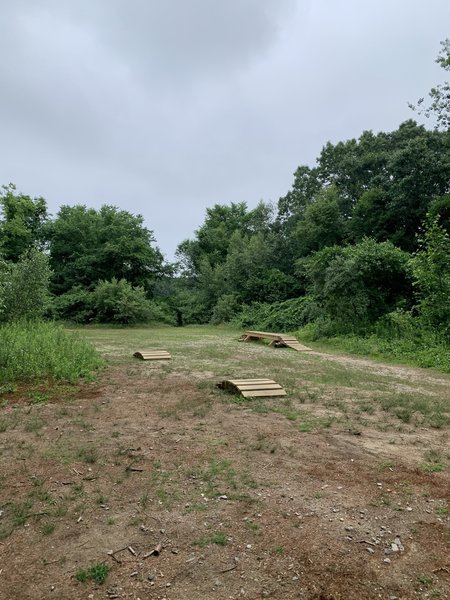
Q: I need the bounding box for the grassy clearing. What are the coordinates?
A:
[0,321,103,384]
[79,325,450,434]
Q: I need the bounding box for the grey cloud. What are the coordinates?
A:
[0,0,449,258]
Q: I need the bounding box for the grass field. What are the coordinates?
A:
[0,325,449,600]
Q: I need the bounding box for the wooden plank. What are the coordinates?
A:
[218,378,287,398]
[241,389,287,398]
[237,384,283,391]
[133,351,171,360]
[245,330,283,339]
[229,379,276,384]
[283,342,311,352]
[240,330,311,352]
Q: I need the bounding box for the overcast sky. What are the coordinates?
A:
[0,0,448,259]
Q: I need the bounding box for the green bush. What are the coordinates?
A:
[51,286,95,323]
[0,249,51,322]
[233,297,311,332]
[300,239,413,332]
[0,321,103,383]
[211,294,241,324]
[297,311,450,373]
[410,216,450,340]
[92,278,156,324]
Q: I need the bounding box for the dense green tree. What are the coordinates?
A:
[92,278,156,324]
[0,248,51,322]
[304,121,450,251]
[48,205,164,295]
[290,187,346,257]
[276,165,321,231]
[427,195,450,234]
[0,184,48,261]
[411,215,450,337]
[176,201,273,274]
[302,239,412,329]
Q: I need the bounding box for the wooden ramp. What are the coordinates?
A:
[217,378,287,398]
[239,330,310,352]
[133,350,171,361]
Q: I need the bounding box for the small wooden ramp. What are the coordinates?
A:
[239,330,310,352]
[217,378,287,398]
[133,350,171,361]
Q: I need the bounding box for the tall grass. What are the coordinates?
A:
[297,315,450,374]
[0,321,104,383]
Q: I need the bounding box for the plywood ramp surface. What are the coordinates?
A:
[217,378,287,398]
[133,350,171,360]
[239,330,311,351]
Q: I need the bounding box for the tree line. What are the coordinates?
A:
[0,40,449,352]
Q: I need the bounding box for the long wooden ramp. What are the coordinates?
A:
[133,350,171,360]
[217,378,287,398]
[239,330,310,352]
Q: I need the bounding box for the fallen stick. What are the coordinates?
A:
[357,540,376,546]
[143,538,167,558]
[220,564,237,573]
[109,553,122,564]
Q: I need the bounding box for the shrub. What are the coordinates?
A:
[233,297,311,331]
[92,278,154,324]
[211,294,241,324]
[0,321,103,383]
[0,249,51,322]
[51,286,95,323]
[301,238,413,332]
[410,216,450,340]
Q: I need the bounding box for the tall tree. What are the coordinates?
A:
[48,205,163,295]
[0,184,48,261]
[176,201,273,275]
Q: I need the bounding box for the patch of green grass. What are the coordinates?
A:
[77,446,98,464]
[155,487,178,508]
[298,421,314,433]
[24,417,46,432]
[183,502,208,514]
[435,505,448,516]
[244,519,259,532]
[0,383,17,394]
[193,531,227,548]
[420,462,447,473]
[28,391,49,404]
[379,461,395,470]
[75,562,110,585]
[140,491,150,509]
[374,392,450,428]
[0,321,104,384]
[195,459,238,498]
[42,522,55,535]
[417,574,433,586]
[12,499,34,526]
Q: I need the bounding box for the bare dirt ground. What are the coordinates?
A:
[0,328,449,600]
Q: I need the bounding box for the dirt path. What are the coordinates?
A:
[0,330,449,599]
